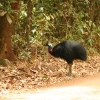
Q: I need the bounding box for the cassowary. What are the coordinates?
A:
[47,40,87,76]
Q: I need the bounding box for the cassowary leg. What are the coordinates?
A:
[67,63,73,76]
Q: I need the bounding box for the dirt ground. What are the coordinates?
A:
[1,73,100,100]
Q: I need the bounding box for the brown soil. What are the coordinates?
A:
[1,73,100,100]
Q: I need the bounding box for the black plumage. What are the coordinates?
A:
[47,40,87,76]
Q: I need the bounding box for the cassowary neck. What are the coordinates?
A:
[48,44,53,53]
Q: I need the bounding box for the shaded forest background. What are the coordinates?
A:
[0,0,100,61]
[0,0,100,91]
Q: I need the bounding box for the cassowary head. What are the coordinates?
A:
[48,43,53,52]
[45,40,53,52]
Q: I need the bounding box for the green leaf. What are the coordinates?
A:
[42,75,47,78]
[85,0,89,4]
[88,39,93,46]
[6,14,12,24]
[0,10,7,16]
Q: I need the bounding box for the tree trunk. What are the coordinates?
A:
[0,1,20,61]
[89,0,96,21]
[26,0,33,43]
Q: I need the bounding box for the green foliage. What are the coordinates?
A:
[11,0,100,60]
[0,0,18,23]
[12,0,56,60]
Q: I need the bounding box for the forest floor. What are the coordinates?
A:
[0,55,100,100]
[1,73,100,100]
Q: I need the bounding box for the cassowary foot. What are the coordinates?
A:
[67,72,72,76]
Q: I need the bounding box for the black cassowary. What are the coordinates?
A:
[47,40,87,76]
